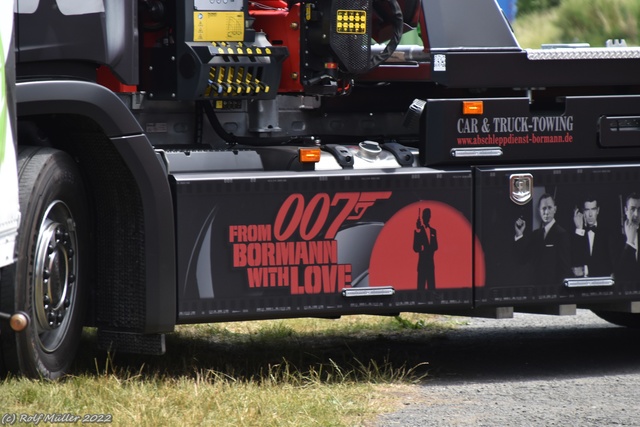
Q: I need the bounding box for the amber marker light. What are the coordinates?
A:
[299,147,321,163]
[463,101,484,115]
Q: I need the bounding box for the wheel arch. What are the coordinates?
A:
[15,80,176,335]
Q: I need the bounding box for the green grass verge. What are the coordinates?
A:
[0,314,458,426]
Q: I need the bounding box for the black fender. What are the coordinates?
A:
[16,80,176,334]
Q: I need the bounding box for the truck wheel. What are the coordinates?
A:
[0,146,90,379]
[592,311,640,328]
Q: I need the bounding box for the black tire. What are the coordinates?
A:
[0,146,90,379]
[592,310,640,329]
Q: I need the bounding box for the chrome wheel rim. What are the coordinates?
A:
[33,200,78,353]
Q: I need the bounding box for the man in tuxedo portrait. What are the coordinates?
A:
[514,193,571,285]
[571,197,615,278]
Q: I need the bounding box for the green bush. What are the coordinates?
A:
[512,8,562,48]
[556,0,640,46]
[517,0,561,16]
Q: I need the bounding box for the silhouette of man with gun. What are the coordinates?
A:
[414,208,438,291]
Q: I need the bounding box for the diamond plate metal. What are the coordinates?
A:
[526,47,640,61]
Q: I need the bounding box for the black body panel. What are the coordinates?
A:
[173,168,476,323]
[422,95,640,167]
[15,0,138,84]
[431,51,640,89]
[476,164,640,306]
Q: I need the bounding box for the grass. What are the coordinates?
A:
[0,314,458,426]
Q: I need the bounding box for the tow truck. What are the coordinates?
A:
[2,0,640,378]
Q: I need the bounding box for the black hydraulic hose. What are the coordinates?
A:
[286,0,403,73]
[369,0,404,70]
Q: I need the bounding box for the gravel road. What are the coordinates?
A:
[375,310,640,427]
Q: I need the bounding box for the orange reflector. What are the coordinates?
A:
[299,148,321,163]
[463,101,484,115]
[325,62,338,69]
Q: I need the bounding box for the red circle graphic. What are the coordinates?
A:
[368,201,485,290]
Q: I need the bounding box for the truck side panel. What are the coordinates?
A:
[173,168,478,322]
[423,96,640,167]
[477,164,640,306]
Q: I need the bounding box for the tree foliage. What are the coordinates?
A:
[517,0,561,16]
[556,0,640,46]
[515,0,640,47]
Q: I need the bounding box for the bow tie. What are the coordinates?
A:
[585,225,597,232]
